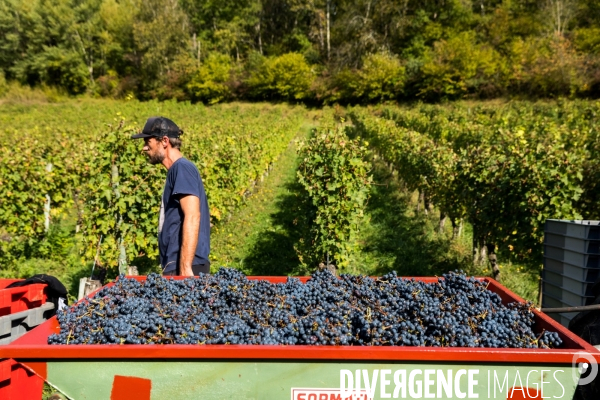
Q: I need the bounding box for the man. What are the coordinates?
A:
[131,117,210,276]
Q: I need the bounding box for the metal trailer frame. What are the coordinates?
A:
[1,276,599,400]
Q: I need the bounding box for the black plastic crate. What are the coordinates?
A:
[544,232,600,254]
[545,219,600,240]
[542,281,593,307]
[541,293,580,327]
[544,257,600,283]
[542,269,595,296]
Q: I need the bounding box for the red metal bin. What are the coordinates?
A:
[2,276,599,400]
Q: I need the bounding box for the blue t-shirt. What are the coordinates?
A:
[158,158,210,273]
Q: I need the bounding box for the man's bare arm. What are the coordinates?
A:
[179,194,201,276]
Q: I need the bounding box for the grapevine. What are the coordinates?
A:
[348,102,591,263]
[296,125,372,269]
[0,101,307,273]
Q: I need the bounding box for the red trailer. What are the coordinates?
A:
[1,276,599,400]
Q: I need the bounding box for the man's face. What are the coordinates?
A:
[143,137,165,165]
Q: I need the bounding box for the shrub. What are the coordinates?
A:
[96,72,138,99]
[359,52,406,101]
[187,53,232,104]
[325,69,360,104]
[336,52,406,103]
[574,28,600,55]
[508,36,587,97]
[96,70,120,98]
[246,53,314,101]
[418,31,506,100]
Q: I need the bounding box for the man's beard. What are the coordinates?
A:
[147,152,165,165]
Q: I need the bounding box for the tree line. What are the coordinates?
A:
[1,0,599,103]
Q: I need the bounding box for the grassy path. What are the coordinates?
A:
[209,121,314,275]
[351,156,540,302]
[349,157,473,276]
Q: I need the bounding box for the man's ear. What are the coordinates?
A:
[161,136,169,148]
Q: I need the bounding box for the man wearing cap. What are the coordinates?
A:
[132,117,210,276]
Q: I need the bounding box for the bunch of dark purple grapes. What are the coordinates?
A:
[48,268,562,348]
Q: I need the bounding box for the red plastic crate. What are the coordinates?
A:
[0,280,48,317]
[0,359,44,400]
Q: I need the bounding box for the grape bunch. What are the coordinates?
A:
[48,269,562,348]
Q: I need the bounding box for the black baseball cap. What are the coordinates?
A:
[131,117,182,139]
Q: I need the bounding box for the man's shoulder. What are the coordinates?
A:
[171,158,200,175]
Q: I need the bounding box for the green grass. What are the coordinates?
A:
[492,260,542,304]
[349,158,474,277]
[349,155,541,303]
[209,121,315,275]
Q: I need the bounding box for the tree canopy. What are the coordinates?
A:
[1,0,599,103]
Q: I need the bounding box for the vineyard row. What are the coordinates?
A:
[348,101,600,274]
[0,102,307,273]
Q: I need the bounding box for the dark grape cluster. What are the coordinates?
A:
[48,269,562,348]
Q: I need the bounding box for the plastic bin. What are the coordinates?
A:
[542,292,583,327]
[0,302,55,345]
[546,219,600,240]
[0,280,48,317]
[543,269,595,297]
[0,275,598,400]
[544,312,579,327]
[542,281,593,307]
[543,220,600,330]
[0,358,44,400]
[545,233,600,254]
[544,245,600,269]
[544,256,600,283]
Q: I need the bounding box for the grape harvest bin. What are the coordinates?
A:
[0,279,48,317]
[1,276,599,400]
[0,279,49,399]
